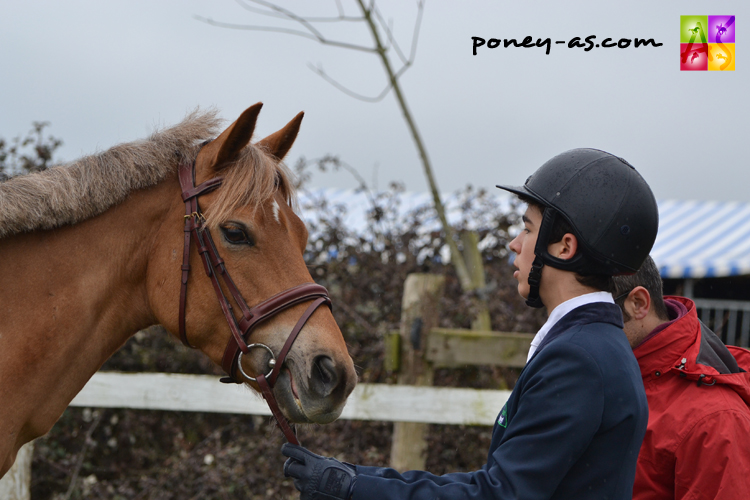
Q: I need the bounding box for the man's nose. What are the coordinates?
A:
[508,234,521,253]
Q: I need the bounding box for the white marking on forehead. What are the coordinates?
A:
[272,200,281,224]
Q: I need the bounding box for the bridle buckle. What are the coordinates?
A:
[183,211,204,223]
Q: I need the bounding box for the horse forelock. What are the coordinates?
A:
[202,144,297,229]
[0,109,223,239]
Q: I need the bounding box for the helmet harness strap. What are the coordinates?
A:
[525,208,557,309]
[526,255,545,308]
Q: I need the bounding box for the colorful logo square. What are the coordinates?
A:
[680,44,708,70]
[680,15,735,71]
[709,43,735,71]
[680,16,708,43]
[709,15,736,43]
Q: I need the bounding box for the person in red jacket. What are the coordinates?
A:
[612,256,750,500]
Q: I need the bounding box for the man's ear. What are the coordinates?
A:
[624,286,651,321]
[549,233,579,260]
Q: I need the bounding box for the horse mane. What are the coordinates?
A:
[0,109,296,239]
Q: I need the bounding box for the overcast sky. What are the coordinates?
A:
[1,1,747,202]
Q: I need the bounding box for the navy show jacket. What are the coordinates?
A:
[353,302,648,500]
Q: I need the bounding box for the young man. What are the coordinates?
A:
[281,148,659,500]
[612,256,750,500]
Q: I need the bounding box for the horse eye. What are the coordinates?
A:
[220,225,253,246]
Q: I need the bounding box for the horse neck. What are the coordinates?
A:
[0,175,177,448]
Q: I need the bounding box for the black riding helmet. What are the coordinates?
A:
[497,148,659,308]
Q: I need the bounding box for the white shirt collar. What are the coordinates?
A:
[526,291,615,362]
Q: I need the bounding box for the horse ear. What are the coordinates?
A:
[213,103,264,170]
[257,111,304,161]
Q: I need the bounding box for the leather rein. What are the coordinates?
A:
[177,159,331,445]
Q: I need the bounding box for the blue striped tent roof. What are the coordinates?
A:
[299,189,750,279]
[651,200,750,279]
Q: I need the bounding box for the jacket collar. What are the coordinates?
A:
[635,296,747,385]
[527,291,615,361]
[530,302,624,362]
[633,297,695,376]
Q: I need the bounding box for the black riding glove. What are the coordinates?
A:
[282,443,357,500]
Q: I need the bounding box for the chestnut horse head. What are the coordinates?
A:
[148,103,357,424]
[0,104,355,475]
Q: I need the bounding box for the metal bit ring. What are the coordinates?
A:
[237,343,277,382]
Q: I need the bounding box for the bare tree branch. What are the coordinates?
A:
[200,1,418,100]
[354,0,474,290]
[288,4,414,109]
[199,0,474,291]
[233,0,290,21]
[195,16,377,53]
[235,0,363,23]
[302,153,389,239]
[408,1,425,63]
[315,155,376,206]
[302,0,421,104]
[372,5,407,66]
[335,0,345,17]
[372,0,425,67]
[308,60,412,103]
[382,17,394,53]
[247,0,327,36]
[308,63,392,102]
[245,0,351,34]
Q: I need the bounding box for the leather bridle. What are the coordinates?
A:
[177,159,331,445]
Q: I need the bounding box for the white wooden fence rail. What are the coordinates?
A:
[70,372,510,426]
[1,373,509,499]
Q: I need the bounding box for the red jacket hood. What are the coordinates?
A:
[634,296,750,407]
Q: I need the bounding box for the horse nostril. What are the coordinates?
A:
[310,355,340,398]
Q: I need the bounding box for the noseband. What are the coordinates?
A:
[177,159,331,445]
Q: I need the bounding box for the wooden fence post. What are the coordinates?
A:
[0,442,33,500]
[461,231,491,331]
[389,273,445,471]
